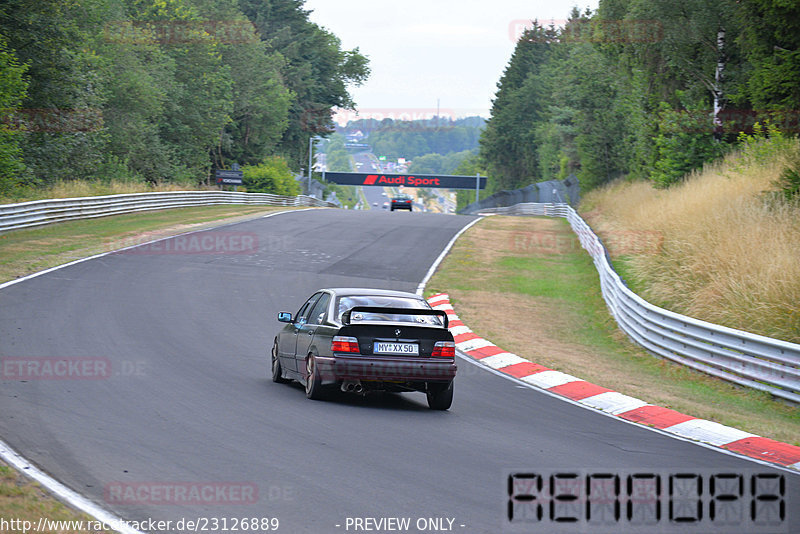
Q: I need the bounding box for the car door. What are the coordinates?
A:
[279,293,321,374]
[294,292,331,373]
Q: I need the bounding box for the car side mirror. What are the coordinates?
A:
[277,312,293,323]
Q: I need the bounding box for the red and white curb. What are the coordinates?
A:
[427,293,800,472]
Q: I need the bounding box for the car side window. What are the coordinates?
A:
[296,293,322,325]
[307,293,331,325]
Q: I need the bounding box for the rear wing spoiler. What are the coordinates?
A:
[341,306,449,329]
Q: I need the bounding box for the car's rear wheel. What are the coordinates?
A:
[271,342,289,383]
[305,355,324,400]
[427,381,453,410]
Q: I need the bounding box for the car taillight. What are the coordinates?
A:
[332,336,360,353]
[431,341,455,358]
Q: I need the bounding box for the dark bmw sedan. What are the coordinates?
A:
[390,194,413,211]
[272,288,457,409]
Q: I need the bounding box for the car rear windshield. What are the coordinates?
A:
[336,295,442,326]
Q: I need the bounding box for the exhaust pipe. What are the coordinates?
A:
[341,380,364,394]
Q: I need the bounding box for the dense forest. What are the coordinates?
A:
[343,116,484,161]
[0,0,368,196]
[480,0,800,195]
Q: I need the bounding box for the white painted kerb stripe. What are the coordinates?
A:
[427,295,450,306]
[449,325,472,336]
[664,419,758,447]
[521,370,581,389]
[456,337,495,352]
[580,392,649,415]
[480,353,527,369]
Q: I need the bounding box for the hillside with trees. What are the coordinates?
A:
[356,117,484,161]
[0,0,368,198]
[479,0,800,197]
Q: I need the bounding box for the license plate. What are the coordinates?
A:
[374,342,419,355]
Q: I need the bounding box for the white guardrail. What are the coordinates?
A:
[0,191,336,233]
[479,202,800,404]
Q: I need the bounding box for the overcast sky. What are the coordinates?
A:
[302,0,599,123]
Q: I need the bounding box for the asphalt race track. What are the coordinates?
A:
[1,208,797,533]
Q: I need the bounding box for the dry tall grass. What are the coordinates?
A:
[582,139,800,343]
[0,179,219,204]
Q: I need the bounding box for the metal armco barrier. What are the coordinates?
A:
[0,191,336,233]
[481,202,800,404]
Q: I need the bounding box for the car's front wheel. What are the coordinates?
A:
[271,342,289,383]
[305,355,325,400]
[427,381,453,410]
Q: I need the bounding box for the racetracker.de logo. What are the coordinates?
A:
[117,231,258,255]
[104,482,258,505]
[103,20,258,45]
[0,109,103,133]
[509,19,663,44]
[511,229,663,256]
[333,108,458,127]
[2,357,112,380]
[662,108,800,134]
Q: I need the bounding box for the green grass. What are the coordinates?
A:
[0,204,294,283]
[427,215,800,446]
[0,461,114,533]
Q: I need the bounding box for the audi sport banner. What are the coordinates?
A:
[324,172,486,190]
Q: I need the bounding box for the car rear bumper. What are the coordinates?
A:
[316,355,456,383]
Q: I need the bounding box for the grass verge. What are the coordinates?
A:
[580,138,800,343]
[0,460,111,533]
[0,179,221,205]
[426,215,799,446]
[0,205,295,284]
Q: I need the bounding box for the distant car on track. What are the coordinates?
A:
[390,194,413,211]
[272,288,456,409]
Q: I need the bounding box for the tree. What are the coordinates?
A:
[479,21,559,193]
[0,34,28,193]
[215,40,291,168]
[323,133,352,172]
[242,155,299,195]
[238,0,369,167]
[452,153,486,211]
[409,153,446,174]
[1,0,109,186]
[736,0,800,111]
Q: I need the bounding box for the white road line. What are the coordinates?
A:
[0,207,306,529]
[416,216,484,296]
[0,439,145,534]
